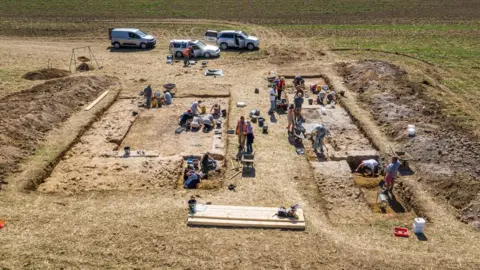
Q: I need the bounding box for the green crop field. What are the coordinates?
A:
[1,0,479,24]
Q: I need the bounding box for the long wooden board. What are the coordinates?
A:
[188,217,305,230]
[187,205,306,230]
[85,90,109,111]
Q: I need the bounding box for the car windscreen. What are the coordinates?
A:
[136,30,148,38]
[240,31,248,37]
[193,41,206,48]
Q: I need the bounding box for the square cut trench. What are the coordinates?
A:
[120,97,228,158]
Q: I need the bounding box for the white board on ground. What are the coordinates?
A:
[85,90,109,111]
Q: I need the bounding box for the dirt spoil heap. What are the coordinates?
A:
[0,75,118,181]
[337,60,480,228]
[22,68,71,80]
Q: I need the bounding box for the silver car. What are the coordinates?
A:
[216,30,259,50]
[109,28,156,49]
[169,40,220,58]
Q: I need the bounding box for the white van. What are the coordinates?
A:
[109,28,156,49]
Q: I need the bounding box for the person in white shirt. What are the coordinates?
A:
[268,88,277,114]
[355,159,379,177]
[191,100,202,115]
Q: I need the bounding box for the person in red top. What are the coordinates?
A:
[276,76,286,102]
[236,116,247,152]
[183,47,192,67]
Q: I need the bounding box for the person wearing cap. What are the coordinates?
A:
[246,121,254,154]
[312,124,328,154]
[143,84,153,108]
[179,110,193,126]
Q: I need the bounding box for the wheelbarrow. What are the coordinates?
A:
[241,153,255,173]
[163,83,177,97]
[389,146,413,169]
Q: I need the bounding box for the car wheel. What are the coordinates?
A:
[247,43,255,50]
[113,42,121,49]
[140,43,147,49]
[175,51,184,58]
[204,52,211,58]
[220,42,228,50]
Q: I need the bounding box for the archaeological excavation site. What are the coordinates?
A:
[1,15,479,269]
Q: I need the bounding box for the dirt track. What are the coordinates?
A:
[0,22,480,269]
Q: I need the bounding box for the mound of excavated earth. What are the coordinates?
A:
[22,68,71,80]
[337,60,480,228]
[0,75,119,180]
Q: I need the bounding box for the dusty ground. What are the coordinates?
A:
[1,22,480,269]
[337,60,480,228]
[0,75,118,181]
[22,68,71,81]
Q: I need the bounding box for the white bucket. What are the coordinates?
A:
[413,217,425,233]
[320,107,327,115]
[236,102,246,107]
[408,124,416,137]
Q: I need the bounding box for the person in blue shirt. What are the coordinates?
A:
[384,156,402,193]
[184,170,201,189]
[164,90,172,105]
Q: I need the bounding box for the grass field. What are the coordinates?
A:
[1,0,480,24]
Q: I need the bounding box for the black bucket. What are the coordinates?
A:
[254,88,259,94]
[308,99,313,105]
[221,109,227,117]
[258,117,265,127]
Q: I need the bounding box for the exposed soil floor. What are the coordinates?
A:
[0,75,118,180]
[1,24,480,269]
[337,60,480,228]
[120,97,228,157]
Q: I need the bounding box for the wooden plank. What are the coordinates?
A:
[190,205,305,223]
[85,90,109,111]
[116,150,159,158]
[188,217,305,230]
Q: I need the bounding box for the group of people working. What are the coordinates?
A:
[184,152,219,189]
[178,100,222,132]
[143,84,173,108]
[355,157,402,193]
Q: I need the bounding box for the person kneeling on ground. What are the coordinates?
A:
[201,152,218,179]
[326,90,337,104]
[184,169,201,189]
[202,113,214,132]
[164,90,172,105]
[179,110,193,126]
[293,75,305,89]
[210,104,221,117]
[355,159,379,177]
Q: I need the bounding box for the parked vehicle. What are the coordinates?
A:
[204,30,218,42]
[215,30,260,50]
[109,28,156,49]
[169,40,220,58]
